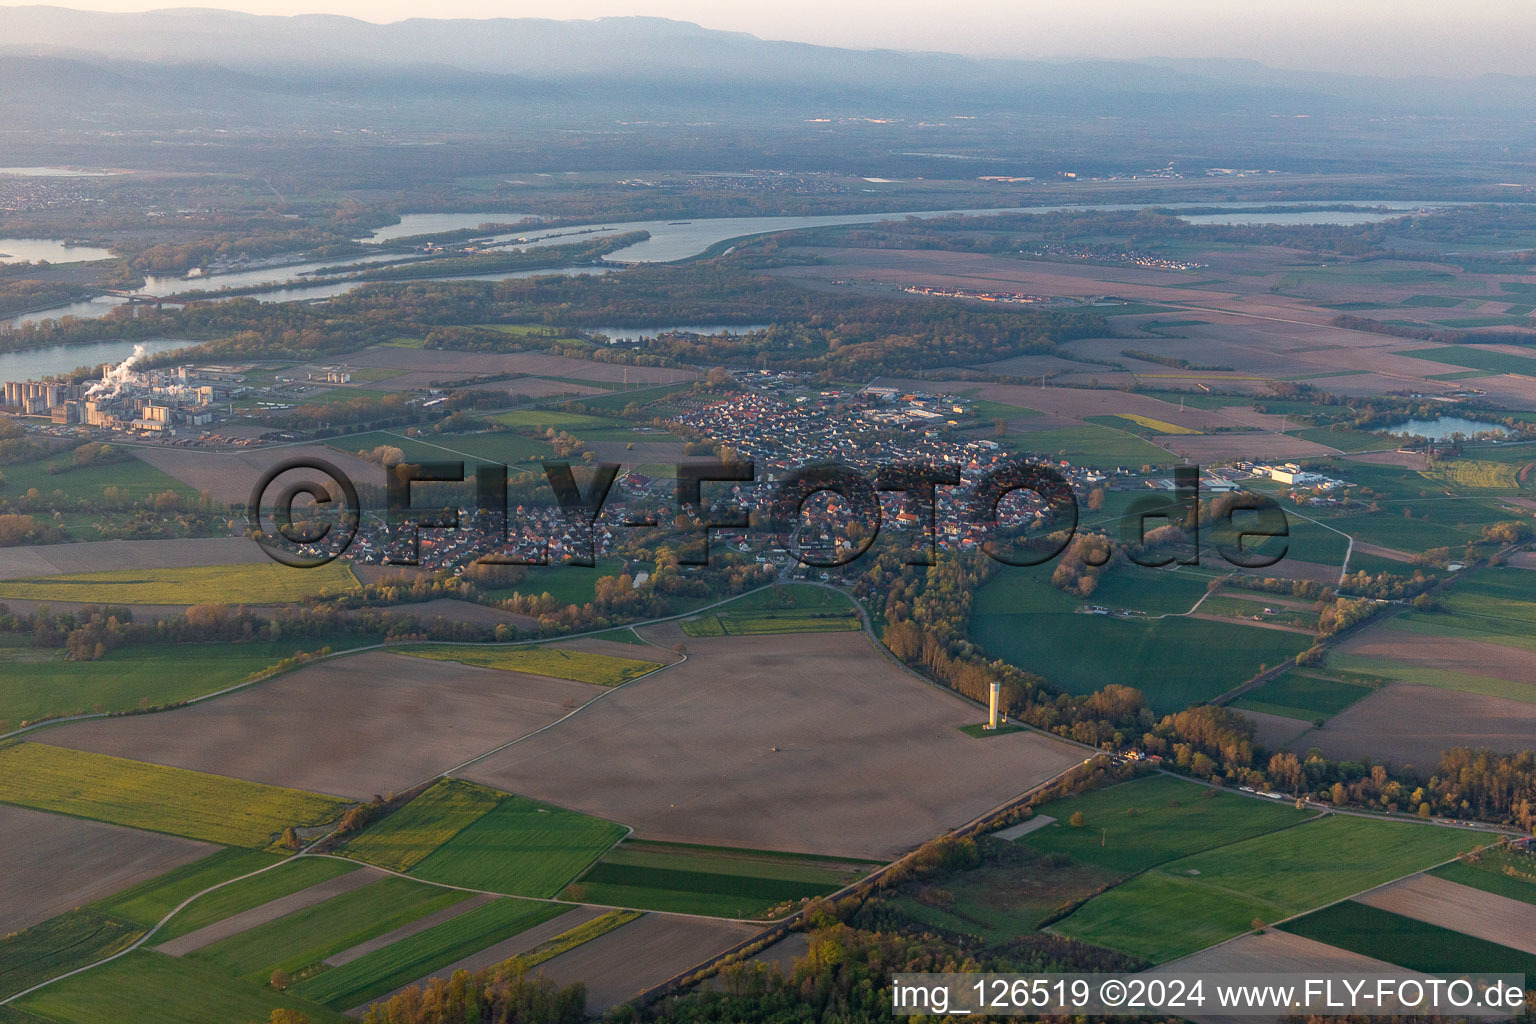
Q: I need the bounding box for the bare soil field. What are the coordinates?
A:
[1344,450,1431,469]
[1150,930,1412,1024]
[977,353,1114,378]
[155,866,383,957]
[1160,432,1336,462]
[533,912,761,1014]
[1334,629,1536,688]
[876,377,1246,432]
[1466,376,1536,411]
[1505,550,1536,569]
[585,439,690,464]
[343,345,696,386]
[1286,683,1536,769]
[0,598,207,620]
[39,652,604,798]
[782,248,1273,309]
[1239,708,1317,751]
[463,630,1085,859]
[0,805,214,933]
[1353,542,1414,563]
[1153,928,1406,974]
[397,598,540,630]
[1316,373,1460,400]
[0,537,266,581]
[133,444,386,505]
[1356,873,1536,956]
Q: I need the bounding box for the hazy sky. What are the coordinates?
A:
[15,0,1536,76]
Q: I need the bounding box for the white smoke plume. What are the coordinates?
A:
[85,343,149,399]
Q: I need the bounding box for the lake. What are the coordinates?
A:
[1387,416,1516,440]
[0,338,198,382]
[0,238,114,265]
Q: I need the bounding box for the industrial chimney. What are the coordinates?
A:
[988,681,1001,730]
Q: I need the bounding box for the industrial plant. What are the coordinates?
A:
[0,345,238,432]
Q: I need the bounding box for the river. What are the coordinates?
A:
[359,212,538,243]
[5,200,1450,324]
[0,338,198,381]
[473,201,1443,263]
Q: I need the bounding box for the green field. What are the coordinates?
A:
[1054,816,1486,962]
[0,449,199,504]
[1396,346,1536,376]
[1386,611,1536,653]
[399,644,659,686]
[0,742,351,848]
[1431,848,1536,905]
[490,409,618,430]
[1317,509,1487,553]
[291,898,569,1010]
[1281,900,1536,975]
[0,633,381,727]
[1329,652,1536,705]
[1231,669,1381,723]
[1418,459,1523,492]
[337,778,501,872]
[191,876,469,982]
[16,950,347,1024]
[151,858,361,942]
[1022,775,1312,874]
[683,585,862,636]
[504,909,640,971]
[0,562,358,605]
[477,557,626,607]
[332,429,551,469]
[1005,423,1172,467]
[1291,426,1394,452]
[568,840,870,918]
[1441,567,1536,629]
[98,848,286,930]
[0,909,141,1000]
[971,565,1309,712]
[408,793,626,897]
[1102,413,1201,435]
[968,399,1042,421]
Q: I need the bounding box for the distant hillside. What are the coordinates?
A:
[1,5,1533,117]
